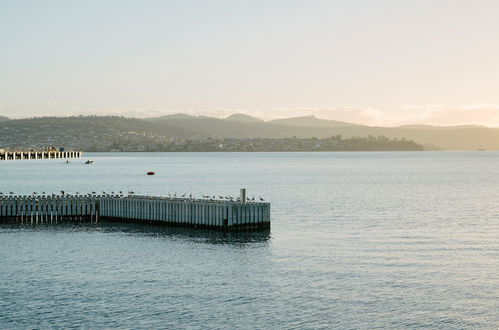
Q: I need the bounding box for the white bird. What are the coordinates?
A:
[259,196,264,201]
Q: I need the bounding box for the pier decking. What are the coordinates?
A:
[0,190,270,231]
[0,149,82,160]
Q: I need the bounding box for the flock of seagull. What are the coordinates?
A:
[166,192,264,202]
[0,191,265,201]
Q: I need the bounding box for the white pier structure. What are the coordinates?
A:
[0,149,82,160]
[0,189,270,231]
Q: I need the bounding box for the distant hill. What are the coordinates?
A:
[224,113,263,123]
[0,116,193,151]
[3,114,499,150]
[155,113,194,120]
[145,114,499,150]
[269,115,359,128]
[0,116,9,122]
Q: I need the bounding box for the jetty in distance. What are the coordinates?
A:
[0,189,270,231]
[0,147,82,160]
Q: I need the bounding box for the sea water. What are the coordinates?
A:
[0,152,498,329]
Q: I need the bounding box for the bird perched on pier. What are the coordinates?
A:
[189,193,192,198]
[9,192,14,195]
[32,192,37,195]
[259,196,264,201]
[92,191,96,194]
[61,190,65,195]
[181,193,186,198]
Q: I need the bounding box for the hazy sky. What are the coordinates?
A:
[2,0,499,126]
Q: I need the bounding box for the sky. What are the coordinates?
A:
[2,0,499,126]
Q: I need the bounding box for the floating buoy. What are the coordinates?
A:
[147,171,155,175]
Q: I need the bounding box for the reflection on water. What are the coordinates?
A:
[0,220,271,245]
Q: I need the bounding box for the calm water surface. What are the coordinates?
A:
[0,152,498,329]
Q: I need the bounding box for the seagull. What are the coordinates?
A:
[61,190,65,195]
[189,193,192,198]
[32,192,37,195]
[173,193,177,197]
[9,192,14,195]
[181,193,186,198]
[92,191,96,194]
[259,196,264,201]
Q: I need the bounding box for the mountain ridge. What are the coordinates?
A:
[1,114,499,150]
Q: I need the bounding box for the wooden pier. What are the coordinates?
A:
[0,189,270,231]
[0,149,82,160]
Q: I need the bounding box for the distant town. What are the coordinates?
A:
[0,115,425,152]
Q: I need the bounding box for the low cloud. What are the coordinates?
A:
[13,104,499,128]
[258,105,499,127]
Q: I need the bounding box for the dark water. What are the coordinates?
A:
[1,152,498,329]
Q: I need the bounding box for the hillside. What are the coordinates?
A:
[269,115,359,128]
[0,116,9,122]
[0,116,193,151]
[2,114,499,150]
[224,113,263,123]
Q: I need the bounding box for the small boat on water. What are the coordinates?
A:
[85,160,95,164]
[147,171,155,175]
